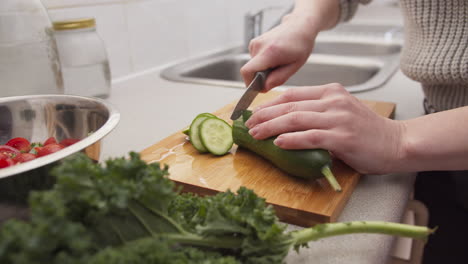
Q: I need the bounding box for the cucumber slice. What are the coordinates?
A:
[201,113,217,118]
[199,118,233,155]
[183,113,216,136]
[189,114,211,153]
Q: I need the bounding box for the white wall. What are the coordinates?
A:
[42,0,292,81]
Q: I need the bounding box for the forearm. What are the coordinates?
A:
[397,106,468,171]
[290,0,340,33]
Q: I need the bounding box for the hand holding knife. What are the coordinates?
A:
[230,69,272,120]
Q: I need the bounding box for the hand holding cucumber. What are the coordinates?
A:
[244,83,404,175]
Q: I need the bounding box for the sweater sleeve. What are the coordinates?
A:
[338,0,372,22]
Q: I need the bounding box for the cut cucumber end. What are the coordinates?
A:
[321,166,342,192]
[199,118,233,156]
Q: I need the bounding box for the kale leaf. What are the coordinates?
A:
[0,152,433,264]
[0,152,291,263]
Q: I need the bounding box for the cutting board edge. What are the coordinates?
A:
[328,173,361,222]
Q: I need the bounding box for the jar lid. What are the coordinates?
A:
[53,18,96,31]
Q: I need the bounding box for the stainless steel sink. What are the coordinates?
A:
[162,29,402,93]
[313,40,401,56]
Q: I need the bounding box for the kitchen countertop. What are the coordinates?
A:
[101,63,425,263]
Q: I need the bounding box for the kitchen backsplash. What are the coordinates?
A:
[43,0,291,81]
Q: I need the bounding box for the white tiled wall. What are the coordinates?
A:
[43,0,292,80]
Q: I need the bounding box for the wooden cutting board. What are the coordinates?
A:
[140,91,396,227]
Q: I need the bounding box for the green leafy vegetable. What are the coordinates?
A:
[0,152,435,263]
[88,237,240,264]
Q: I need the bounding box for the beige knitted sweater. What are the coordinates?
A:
[340,0,468,112]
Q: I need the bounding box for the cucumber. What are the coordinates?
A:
[199,118,233,155]
[232,110,341,192]
[189,114,212,153]
[183,113,216,135]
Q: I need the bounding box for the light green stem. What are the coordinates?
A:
[321,166,342,192]
[292,221,434,245]
[169,221,433,250]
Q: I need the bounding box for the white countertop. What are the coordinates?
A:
[100,64,425,263]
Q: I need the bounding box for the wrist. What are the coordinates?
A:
[281,13,320,42]
[391,120,422,173]
[291,0,340,31]
[385,120,411,173]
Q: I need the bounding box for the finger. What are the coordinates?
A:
[245,100,325,128]
[273,129,336,150]
[255,85,328,110]
[248,37,262,57]
[240,63,256,88]
[241,41,281,88]
[240,55,283,91]
[240,39,263,86]
[248,111,332,140]
[264,62,303,91]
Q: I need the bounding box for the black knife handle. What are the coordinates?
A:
[258,68,272,80]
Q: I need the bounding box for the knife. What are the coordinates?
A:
[230,69,271,120]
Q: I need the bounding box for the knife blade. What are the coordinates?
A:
[230,69,271,120]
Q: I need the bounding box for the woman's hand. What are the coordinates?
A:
[245,83,406,174]
[240,0,341,91]
[240,14,319,91]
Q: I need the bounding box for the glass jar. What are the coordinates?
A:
[52,18,111,99]
[0,0,64,97]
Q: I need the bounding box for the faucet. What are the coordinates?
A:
[243,4,294,51]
